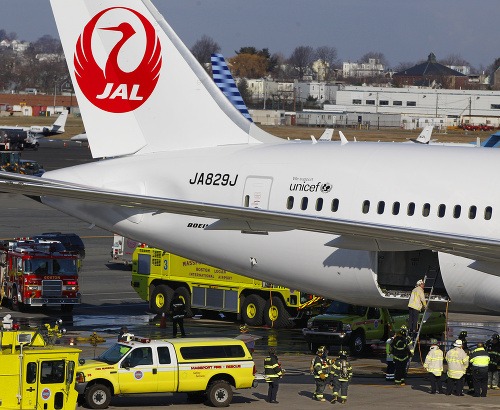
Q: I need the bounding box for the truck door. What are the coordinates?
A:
[365,307,382,340]
[20,361,38,409]
[118,347,158,393]
[37,359,70,410]
[156,344,178,392]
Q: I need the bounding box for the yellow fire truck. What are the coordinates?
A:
[131,246,323,328]
[0,321,80,409]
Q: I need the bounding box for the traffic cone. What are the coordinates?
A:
[159,313,167,328]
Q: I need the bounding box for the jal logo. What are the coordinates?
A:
[74,7,162,113]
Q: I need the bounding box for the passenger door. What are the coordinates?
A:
[118,347,157,393]
[156,345,178,392]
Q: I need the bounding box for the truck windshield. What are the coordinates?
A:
[325,301,367,316]
[24,258,77,275]
[98,343,132,364]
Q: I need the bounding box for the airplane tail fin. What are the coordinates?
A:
[414,125,434,144]
[318,128,334,141]
[50,0,279,158]
[211,53,253,123]
[51,109,68,133]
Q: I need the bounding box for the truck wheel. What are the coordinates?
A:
[85,384,111,409]
[11,287,25,312]
[350,330,366,356]
[207,380,233,407]
[175,286,193,318]
[241,294,265,326]
[150,284,174,314]
[263,296,293,328]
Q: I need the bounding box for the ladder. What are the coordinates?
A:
[407,267,440,370]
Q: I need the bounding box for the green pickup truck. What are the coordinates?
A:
[302,301,446,355]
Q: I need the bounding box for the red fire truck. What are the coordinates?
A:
[0,239,81,312]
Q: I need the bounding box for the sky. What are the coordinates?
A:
[2,0,498,69]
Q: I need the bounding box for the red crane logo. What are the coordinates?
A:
[74,7,162,113]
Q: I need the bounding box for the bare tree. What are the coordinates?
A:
[439,53,470,67]
[315,46,338,80]
[288,46,314,80]
[359,52,388,68]
[191,35,221,72]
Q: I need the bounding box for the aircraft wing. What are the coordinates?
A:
[1,172,500,262]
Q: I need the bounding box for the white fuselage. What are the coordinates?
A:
[43,141,500,313]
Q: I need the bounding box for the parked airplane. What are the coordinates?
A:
[2,0,500,315]
[0,110,68,139]
[408,125,434,144]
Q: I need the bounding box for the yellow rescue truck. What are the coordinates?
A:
[0,322,80,409]
[76,335,257,408]
[131,246,322,328]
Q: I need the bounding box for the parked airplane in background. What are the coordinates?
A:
[0,110,68,139]
[2,0,500,316]
[409,125,434,144]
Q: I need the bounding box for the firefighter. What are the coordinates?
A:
[169,292,186,337]
[408,279,426,338]
[312,346,329,401]
[423,338,443,394]
[445,339,469,396]
[329,350,353,404]
[118,326,128,342]
[392,325,411,386]
[486,333,500,389]
[469,342,490,397]
[385,330,395,381]
[264,347,284,403]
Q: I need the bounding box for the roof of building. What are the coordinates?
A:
[394,53,466,77]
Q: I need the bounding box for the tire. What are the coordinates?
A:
[241,294,265,326]
[263,296,292,328]
[11,287,25,312]
[207,380,233,407]
[175,286,193,318]
[349,330,365,356]
[150,284,174,314]
[85,383,111,409]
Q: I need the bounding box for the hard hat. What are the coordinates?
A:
[492,333,499,340]
[316,346,326,355]
[339,350,348,358]
[459,331,468,338]
[416,279,424,286]
[430,338,438,345]
[239,324,249,332]
[453,339,463,347]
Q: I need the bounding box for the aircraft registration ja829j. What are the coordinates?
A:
[1,0,500,314]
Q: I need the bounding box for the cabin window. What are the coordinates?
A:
[469,205,477,219]
[244,195,250,207]
[392,202,400,215]
[380,100,389,106]
[41,360,65,384]
[377,201,385,214]
[331,198,339,212]
[438,204,446,218]
[407,101,416,106]
[407,202,415,216]
[301,197,308,210]
[286,196,294,210]
[316,198,323,211]
[352,99,362,104]
[453,205,461,219]
[362,200,370,214]
[26,362,37,384]
[485,206,493,220]
[366,99,375,105]
[422,203,430,217]
[393,101,403,106]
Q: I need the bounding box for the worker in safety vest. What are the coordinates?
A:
[329,350,353,404]
[312,346,329,401]
[408,279,426,338]
[446,339,469,396]
[264,347,284,403]
[423,338,443,394]
[469,343,490,397]
[385,330,395,381]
